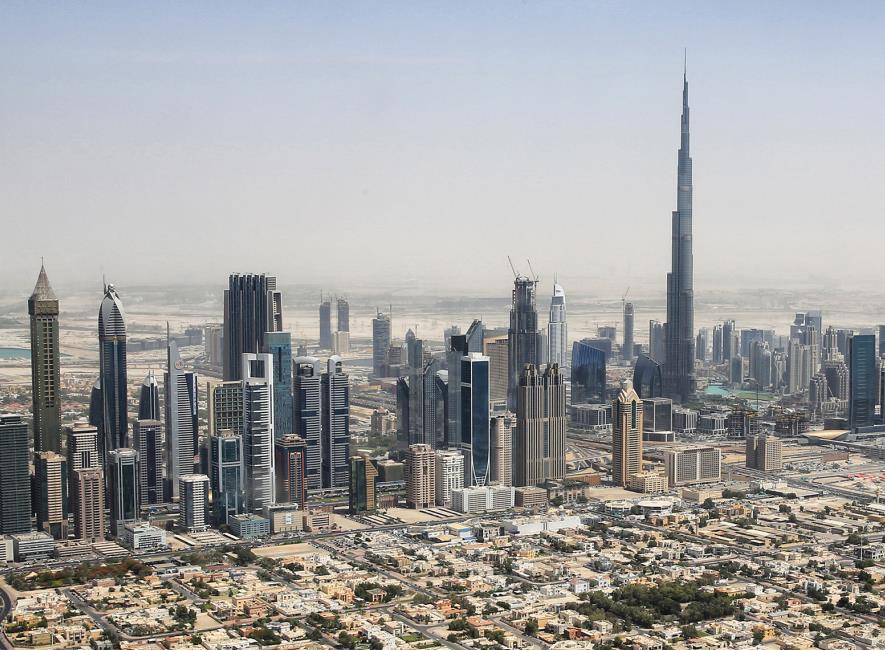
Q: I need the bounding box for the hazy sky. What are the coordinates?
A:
[2,2,884,297]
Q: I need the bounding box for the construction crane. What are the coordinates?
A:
[621,286,631,311]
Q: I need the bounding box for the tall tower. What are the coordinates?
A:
[242,353,276,511]
[508,276,541,409]
[35,451,68,539]
[138,371,161,420]
[371,311,392,377]
[274,435,307,507]
[663,68,697,403]
[322,356,350,489]
[336,297,350,333]
[99,284,129,460]
[107,448,139,537]
[223,273,282,381]
[547,281,567,369]
[0,415,33,534]
[459,353,491,487]
[319,297,333,349]
[165,335,198,501]
[29,264,62,453]
[514,365,566,487]
[293,357,323,489]
[133,419,163,507]
[623,302,635,362]
[210,430,244,524]
[406,444,435,509]
[612,379,643,487]
[262,331,293,437]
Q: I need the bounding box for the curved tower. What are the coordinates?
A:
[138,371,160,420]
[99,284,128,460]
[663,68,696,403]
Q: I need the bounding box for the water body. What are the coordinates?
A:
[0,347,30,359]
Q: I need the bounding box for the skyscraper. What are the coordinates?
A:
[223,273,282,381]
[138,371,161,420]
[294,357,323,490]
[72,467,105,541]
[319,298,333,349]
[849,334,877,430]
[0,415,32,534]
[349,453,378,514]
[29,264,62,454]
[179,474,210,532]
[35,451,68,539]
[663,70,696,403]
[165,335,198,501]
[547,282,567,369]
[648,320,665,363]
[406,444,435,509]
[513,365,566,487]
[337,297,350,333]
[107,448,139,537]
[322,356,350,488]
[434,449,464,507]
[133,419,163,507]
[99,283,129,459]
[483,332,509,407]
[460,353,491,487]
[262,331,294,437]
[274,434,307,507]
[372,311,392,377]
[210,430,244,524]
[448,321,485,445]
[67,421,100,473]
[242,353,276,511]
[571,340,607,404]
[508,277,541,409]
[612,379,643,487]
[489,413,514,487]
[623,302,635,362]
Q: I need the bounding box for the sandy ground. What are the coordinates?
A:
[253,543,329,560]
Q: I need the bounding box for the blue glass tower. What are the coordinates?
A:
[460,353,491,487]
[571,340,607,404]
[262,331,294,438]
[849,334,876,430]
[99,284,129,462]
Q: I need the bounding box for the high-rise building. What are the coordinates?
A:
[623,302,635,362]
[448,321,485,444]
[460,353,491,487]
[663,446,721,486]
[0,415,32,534]
[547,282,568,369]
[319,298,332,349]
[722,320,737,364]
[262,331,293,438]
[67,421,100,473]
[648,320,666,363]
[422,358,447,448]
[406,444,435,509]
[372,311,392,377]
[204,324,224,366]
[349,454,378,514]
[99,284,129,460]
[223,273,282,381]
[337,298,350,333]
[746,435,783,472]
[571,340,607,404]
[712,325,723,363]
[34,451,68,540]
[696,328,708,362]
[210,430,244,525]
[133,419,163,507]
[165,336,198,501]
[138,371,161,420]
[483,332,509,407]
[293,357,323,490]
[274,435,307,507]
[242,353,276,511]
[513,365,566,487]
[489,413,514,487]
[663,71,697,403]
[322,356,350,488]
[107,448,139,537]
[612,380,643,487]
[72,467,105,541]
[29,264,62,454]
[208,380,244,437]
[642,397,673,433]
[88,378,103,444]
[849,334,877,430]
[179,474,210,532]
[633,354,664,399]
[508,277,542,409]
[434,450,464,507]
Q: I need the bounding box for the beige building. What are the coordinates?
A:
[663,446,721,486]
[72,467,105,541]
[514,364,566,487]
[627,471,668,494]
[612,379,643,487]
[746,435,783,471]
[490,413,513,486]
[406,444,435,509]
[483,334,509,406]
[35,451,67,539]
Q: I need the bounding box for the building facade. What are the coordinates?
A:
[29,264,62,453]
[514,365,566,487]
[612,380,643,487]
[223,273,282,380]
[0,415,32,534]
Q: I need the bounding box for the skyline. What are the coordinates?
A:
[2,3,885,291]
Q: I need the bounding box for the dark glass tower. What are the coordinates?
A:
[0,415,32,534]
[29,264,62,453]
[336,297,350,332]
[294,357,323,490]
[571,340,607,404]
[322,356,350,489]
[223,273,282,380]
[99,284,129,461]
[319,298,333,349]
[849,334,877,430]
[663,70,697,403]
[138,371,161,420]
[460,353,491,487]
[371,311,391,377]
[508,277,541,409]
[262,331,293,438]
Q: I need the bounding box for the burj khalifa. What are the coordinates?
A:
[663,68,696,403]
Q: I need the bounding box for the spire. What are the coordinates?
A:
[30,262,58,301]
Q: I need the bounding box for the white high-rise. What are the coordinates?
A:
[242,353,275,512]
[547,282,567,370]
[434,450,464,507]
[165,332,198,502]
